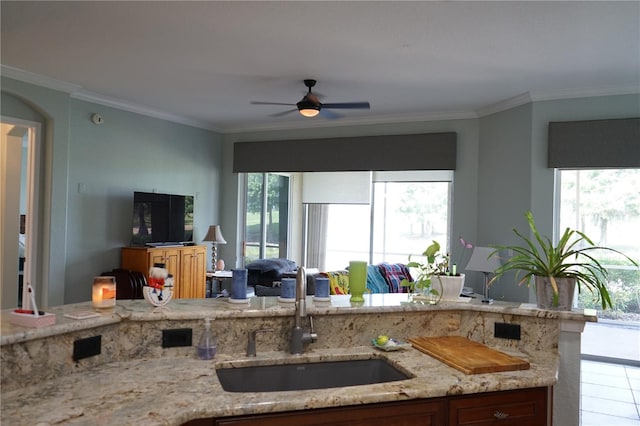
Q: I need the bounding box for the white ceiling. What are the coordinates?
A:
[1,1,639,133]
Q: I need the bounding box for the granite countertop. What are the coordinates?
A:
[0,344,558,426]
[0,294,597,346]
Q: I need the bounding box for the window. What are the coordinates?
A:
[371,181,451,265]
[557,169,640,319]
[319,172,452,270]
[243,173,290,263]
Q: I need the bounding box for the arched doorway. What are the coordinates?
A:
[1,118,42,310]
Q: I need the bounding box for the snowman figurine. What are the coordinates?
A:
[144,263,173,306]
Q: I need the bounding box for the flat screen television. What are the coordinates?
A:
[131,191,194,246]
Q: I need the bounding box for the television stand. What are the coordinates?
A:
[145,242,184,248]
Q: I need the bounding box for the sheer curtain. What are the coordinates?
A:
[305,204,328,270]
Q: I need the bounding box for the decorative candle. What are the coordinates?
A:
[281,278,296,299]
[230,268,248,300]
[315,277,330,299]
[92,276,116,309]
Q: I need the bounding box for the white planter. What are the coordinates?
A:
[433,274,465,300]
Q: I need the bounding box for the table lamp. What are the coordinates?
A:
[203,225,227,271]
[465,246,502,304]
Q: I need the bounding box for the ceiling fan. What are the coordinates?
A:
[251,79,370,118]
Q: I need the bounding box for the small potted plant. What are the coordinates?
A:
[401,240,466,302]
[490,211,638,310]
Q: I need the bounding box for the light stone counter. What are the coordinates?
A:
[0,295,594,425]
[0,294,596,346]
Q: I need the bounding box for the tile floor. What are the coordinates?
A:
[581,360,640,425]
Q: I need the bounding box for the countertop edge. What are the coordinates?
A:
[1,296,596,346]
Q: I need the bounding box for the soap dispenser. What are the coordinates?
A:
[197,318,217,360]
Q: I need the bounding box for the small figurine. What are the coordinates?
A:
[216,259,225,271]
[144,263,173,307]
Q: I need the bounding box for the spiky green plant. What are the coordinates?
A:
[489,211,638,310]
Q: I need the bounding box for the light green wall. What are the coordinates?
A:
[65,99,222,303]
[2,77,223,305]
[477,103,534,302]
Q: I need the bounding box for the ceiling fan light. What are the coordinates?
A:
[299,107,320,118]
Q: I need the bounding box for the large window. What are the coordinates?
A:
[243,173,290,263]
[320,173,452,270]
[557,169,640,320]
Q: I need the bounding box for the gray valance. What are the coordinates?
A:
[233,132,457,173]
[548,118,640,168]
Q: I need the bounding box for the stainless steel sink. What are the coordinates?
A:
[216,358,411,392]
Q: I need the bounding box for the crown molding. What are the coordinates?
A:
[2,65,220,131]
[475,92,533,118]
[530,84,640,102]
[71,91,221,132]
[1,64,81,93]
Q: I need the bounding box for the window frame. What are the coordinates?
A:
[241,172,292,265]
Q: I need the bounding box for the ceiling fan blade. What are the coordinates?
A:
[270,108,298,117]
[319,108,342,119]
[251,101,296,106]
[321,102,370,110]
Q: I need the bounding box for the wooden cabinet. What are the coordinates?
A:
[184,399,446,426]
[178,246,206,299]
[121,246,206,299]
[448,387,548,426]
[183,387,549,426]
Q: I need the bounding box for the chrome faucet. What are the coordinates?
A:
[247,328,274,356]
[290,266,317,354]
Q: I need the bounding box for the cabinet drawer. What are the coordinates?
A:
[211,399,446,425]
[449,387,548,426]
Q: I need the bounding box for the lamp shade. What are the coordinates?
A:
[203,225,227,244]
[465,247,502,273]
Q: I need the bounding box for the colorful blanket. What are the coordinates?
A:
[323,270,350,295]
[377,263,413,293]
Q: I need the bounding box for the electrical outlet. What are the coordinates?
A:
[494,322,521,340]
[73,335,101,361]
[162,328,192,348]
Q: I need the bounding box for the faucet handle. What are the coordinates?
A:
[308,315,318,342]
[247,328,274,357]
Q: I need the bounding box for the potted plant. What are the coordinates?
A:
[490,211,638,310]
[401,240,466,302]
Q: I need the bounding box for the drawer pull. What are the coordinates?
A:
[494,410,509,419]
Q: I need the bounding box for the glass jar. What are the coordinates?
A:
[92,276,116,309]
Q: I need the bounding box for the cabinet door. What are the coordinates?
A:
[448,387,548,426]
[180,247,206,298]
[214,399,446,425]
[148,249,179,275]
[192,246,206,298]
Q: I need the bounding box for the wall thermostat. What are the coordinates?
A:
[91,113,104,125]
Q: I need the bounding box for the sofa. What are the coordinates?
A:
[323,263,414,295]
[246,258,320,296]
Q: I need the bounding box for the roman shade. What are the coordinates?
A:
[233,132,457,173]
[548,118,640,168]
[302,171,372,204]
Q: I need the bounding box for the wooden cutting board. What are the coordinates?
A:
[408,336,530,375]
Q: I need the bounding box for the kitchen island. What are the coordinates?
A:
[1,295,595,425]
